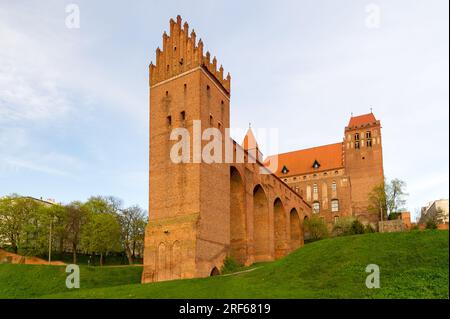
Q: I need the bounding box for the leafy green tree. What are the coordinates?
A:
[368,183,388,220]
[65,201,87,264]
[20,204,52,256]
[81,211,122,266]
[84,196,122,215]
[0,195,40,254]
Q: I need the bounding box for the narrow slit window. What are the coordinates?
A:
[180,111,186,121]
[167,115,172,126]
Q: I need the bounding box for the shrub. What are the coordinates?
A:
[220,256,242,274]
[332,217,355,236]
[425,219,438,230]
[304,216,328,242]
[364,224,376,233]
[388,212,401,220]
[349,220,366,235]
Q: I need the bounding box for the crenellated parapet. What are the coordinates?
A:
[149,15,231,94]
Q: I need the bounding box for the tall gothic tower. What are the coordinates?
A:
[143,16,232,283]
[344,112,384,224]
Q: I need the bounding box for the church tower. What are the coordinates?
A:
[143,16,232,283]
[344,112,384,224]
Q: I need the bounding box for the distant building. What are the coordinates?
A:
[23,196,58,207]
[420,199,449,225]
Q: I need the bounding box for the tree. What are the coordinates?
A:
[425,218,438,230]
[304,216,328,241]
[117,206,147,264]
[81,211,122,266]
[48,204,70,258]
[368,178,408,219]
[387,179,408,215]
[84,196,122,215]
[368,183,388,220]
[0,195,40,254]
[65,201,87,264]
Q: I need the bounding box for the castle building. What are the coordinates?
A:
[266,113,385,228]
[143,16,385,283]
[143,16,311,283]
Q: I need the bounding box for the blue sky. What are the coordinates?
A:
[0,0,448,221]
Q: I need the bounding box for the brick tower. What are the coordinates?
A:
[343,112,384,224]
[143,16,232,283]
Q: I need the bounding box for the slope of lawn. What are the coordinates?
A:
[0,264,142,299]
[1,230,448,299]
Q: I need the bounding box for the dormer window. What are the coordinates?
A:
[312,160,321,170]
[281,165,289,174]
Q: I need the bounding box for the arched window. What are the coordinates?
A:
[331,199,339,212]
[312,202,320,213]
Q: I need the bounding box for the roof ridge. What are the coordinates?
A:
[266,141,342,158]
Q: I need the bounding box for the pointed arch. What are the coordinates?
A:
[289,208,301,250]
[303,215,310,242]
[210,267,220,276]
[230,166,247,264]
[171,241,181,279]
[157,242,167,281]
[253,184,270,261]
[273,198,287,258]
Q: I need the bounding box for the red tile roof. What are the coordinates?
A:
[265,142,344,177]
[347,113,377,127]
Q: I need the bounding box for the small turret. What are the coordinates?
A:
[242,127,263,161]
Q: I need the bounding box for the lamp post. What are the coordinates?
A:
[48,219,52,264]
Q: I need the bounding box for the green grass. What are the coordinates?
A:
[0,264,143,298]
[1,230,448,299]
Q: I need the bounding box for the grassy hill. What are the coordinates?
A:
[0,264,143,298]
[1,230,448,299]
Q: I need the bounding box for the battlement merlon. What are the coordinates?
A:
[149,15,231,94]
